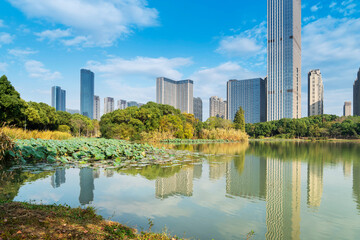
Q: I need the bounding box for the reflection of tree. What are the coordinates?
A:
[0,171,53,201]
[79,168,94,205]
[120,165,183,180]
[155,167,194,199]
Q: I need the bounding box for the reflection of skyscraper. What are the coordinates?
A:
[226,155,267,200]
[265,159,301,240]
[104,169,114,178]
[193,164,202,179]
[353,161,360,211]
[51,168,66,188]
[307,162,323,208]
[93,169,100,179]
[155,167,194,199]
[79,168,95,205]
[343,161,352,177]
[209,162,227,181]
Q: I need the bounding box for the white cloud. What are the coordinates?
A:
[329,2,337,8]
[35,28,71,41]
[8,48,37,57]
[0,32,14,46]
[25,60,62,80]
[217,22,266,57]
[0,20,5,28]
[8,0,159,46]
[311,4,322,12]
[87,56,192,80]
[0,62,8,72]
[330,0,357,16]
[304,16,316,22]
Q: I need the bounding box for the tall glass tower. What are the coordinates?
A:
[80,69,94,119]
[267,0,302,121]
[353,68,360,116]
[51,86,66,111]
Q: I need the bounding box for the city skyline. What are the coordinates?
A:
[0,0,359,120]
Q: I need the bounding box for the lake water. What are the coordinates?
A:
[2,142,360,239]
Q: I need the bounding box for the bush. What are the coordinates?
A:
[58,125,71,133]
[200,128,248,142]
[0,126,72,140]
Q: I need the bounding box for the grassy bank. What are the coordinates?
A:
[0,201,181,240]
[1,126,72,140]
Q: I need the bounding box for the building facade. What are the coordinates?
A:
[353,68,360,116]
[117,100,127,110]
[344,102,352,117]
[209,96,227,119]
[227,78,267,123]
[193,97,203,122]
[267,0,302,121]
[51,86,66,111]
[127,101,139,107]
[104,97,114,114]
[308,69,324,116]
[94,96,100,121]
[80,69,94,119]
[156,77,194,114]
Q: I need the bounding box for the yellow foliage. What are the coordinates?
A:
[0,126,72,140]
[140,131,175,142]
[200,128,248,142]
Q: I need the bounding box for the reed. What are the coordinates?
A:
[140,130,175,142]
[200,128,249,142]
[0,126,72,140]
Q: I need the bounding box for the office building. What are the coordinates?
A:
[117,100,127,110]
[51,86,66,111]
[128,101,139,107]
[66,109,80,114]
[193,97,203,121]
[344,102,352,117]
[267,0,302,121]
[209,96,227,119]
[308,69,324,116]
[94,96,100,121]
[227,78,267,123]
[156,77,194,114]
[353,68,360,116]
[104,97,114,114]
[80,69,94,119]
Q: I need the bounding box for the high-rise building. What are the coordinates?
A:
[80,69,94,119]
[227,78,267,123]
[104,97,114,114]
[353,68,360,116]
[267,0,302,121]
[344,102,352,117]
[51,86,66,111]
[94,96,100,121]
[156,77,194,114]
[127,101,139,107]
[209,96,227,119]
[308,69,324,116]
[193,97,203,121]
[117,100,127,110]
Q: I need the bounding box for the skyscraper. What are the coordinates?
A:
[209,96,227,119]
[94,95,100,121]
[156,77,194,114]
[117,100,127,110]
[227,78,267,123]
[353,68,360,116]
[51,86,66,111]
[344,102,352,117]
[104,97,114,114]
[193,97,203,121]
[308,69,324,116]
[267,0,302,121]
[80,69,94,119]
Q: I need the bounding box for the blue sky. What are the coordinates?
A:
[0,0,359,119]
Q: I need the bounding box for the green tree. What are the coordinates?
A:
[234,107,245,131]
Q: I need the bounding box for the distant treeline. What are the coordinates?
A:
[0,75,98,137]
[246,115,360,139]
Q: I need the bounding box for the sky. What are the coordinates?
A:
[0,0,359,120]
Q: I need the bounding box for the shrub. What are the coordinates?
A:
[200,128,248,142]
[0,126,72,140]
[58,125,71,133]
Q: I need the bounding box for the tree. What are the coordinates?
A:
[0,75,27,125]
[234,107,245,131]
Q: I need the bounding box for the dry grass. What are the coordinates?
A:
[0,128,16,166]
[1,126,72,140]
[140,131,175,142]
[200,129,249,142]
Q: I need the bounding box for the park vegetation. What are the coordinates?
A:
[100,102,248,142]
[0,75,99,138]
[246,114,360,139]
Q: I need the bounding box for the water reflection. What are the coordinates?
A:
[354,161,360,211]
[307,161,323,208]
[50,168,66,188]
[79,168,95,205]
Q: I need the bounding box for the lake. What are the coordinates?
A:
[1,141,360,239]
